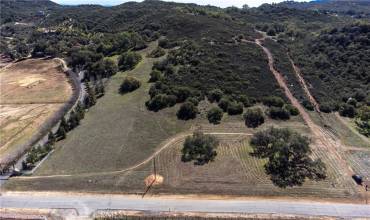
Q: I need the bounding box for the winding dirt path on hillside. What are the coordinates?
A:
[15,132,252,179]
[253,37,356,181]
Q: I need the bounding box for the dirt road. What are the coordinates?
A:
[253,38,356,184]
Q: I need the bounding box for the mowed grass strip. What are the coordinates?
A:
[35,42,193,175]
[8,135,357,199]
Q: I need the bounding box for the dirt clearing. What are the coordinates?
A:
[0,58,73,166]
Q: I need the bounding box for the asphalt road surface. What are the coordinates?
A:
[1,192,370,218]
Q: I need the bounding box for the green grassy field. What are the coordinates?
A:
[33,42,193,175]
[6,127,359,200]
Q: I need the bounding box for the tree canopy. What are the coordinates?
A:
[250,127,326,187]
[181,131,219,165]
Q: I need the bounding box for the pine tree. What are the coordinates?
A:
[68,110,80,129]
[48,132,56,145]
[75,101,85,120]
[84,82,96,108]
[57,117,68,139]
[60,117,69,132]
[57,126,66,140]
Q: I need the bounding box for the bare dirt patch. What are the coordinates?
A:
[144,174,164,187]
[0,58,73,166]
[0,58,72,104]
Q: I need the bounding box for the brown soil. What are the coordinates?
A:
[0,58,73,166]
[144,174,164,187]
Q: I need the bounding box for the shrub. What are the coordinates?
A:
[118,51,142,71]
[243,108,265,128]
[174,87,192,103]
[119,76,141,94]
[186,97,199,106]
[267,28,276,36]
[158,37,170,48]
[146,94,175,112]
[237,95,253,107]
[227,102,244,115]
[181,131,219,165]
[148,47,165,58]
[207,89,223,103]
[262,96,285,107]
[149,69,163,82]
[177,102,198,120]
[339,104,356,118]
[347,98,357,107]
[269,107,291,120]
[207,107,223,124]
[283,104,299,116]
[319,102,334,113]
[218,97,231,112]
[302,100,314,111]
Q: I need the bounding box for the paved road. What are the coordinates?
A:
[1,192,370,218]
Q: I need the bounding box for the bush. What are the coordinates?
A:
[262,96,285,107]
[119,76,141,94]
[339,104,356,118]
[243,108,265,128]
[177,102,198,120]
[186,97,199,106]
[302,100,314,111]
[218,97,231,112]
[118,51,142,71]
[174,87,192,103]
[227,102,244,115]
[283,104,299,116]
[148,47,165,58]
[207,107,223,124]
[269,107,291,120]
[149,69,163,82]
[146,94,175,112]
[237,95,254,107]
[319,102,334,113]
[207,89,223,103]
[267,28,276,36]
[181,131,219,165]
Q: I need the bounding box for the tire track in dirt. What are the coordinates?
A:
[288,56,321,113]
[253,37,357,186]
[15,132,252,179]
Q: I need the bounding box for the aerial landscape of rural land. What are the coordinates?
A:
[0,0,369,219]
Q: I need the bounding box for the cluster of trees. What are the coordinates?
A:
[282,24,370,121]
[56,102,85,140]
[256,23,286,36]
[250,127,327,187]
[181,131,219,165]
[355,106,370,137]
[263,96,299,120]
[22,132,56,170]
[23,100,88,171]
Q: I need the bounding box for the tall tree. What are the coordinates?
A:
[250,127,326,188]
